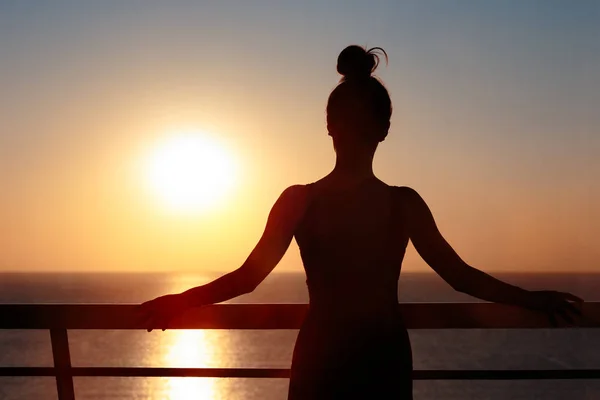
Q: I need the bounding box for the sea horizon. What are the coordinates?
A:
[1,271,600,399]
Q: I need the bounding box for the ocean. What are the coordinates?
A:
[0,271,599,400]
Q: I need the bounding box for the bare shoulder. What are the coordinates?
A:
[390,185,424,206]
[280,184,307,198]
[389,185,434,227]
[281,183,315,201]
[272,184,311,219]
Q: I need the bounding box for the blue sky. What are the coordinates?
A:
[1,1,598,272]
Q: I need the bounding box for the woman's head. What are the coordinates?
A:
[326,45,391,152]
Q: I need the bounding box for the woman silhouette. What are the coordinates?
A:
[141,45,583,399]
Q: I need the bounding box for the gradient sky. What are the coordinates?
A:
[1,1,599,273]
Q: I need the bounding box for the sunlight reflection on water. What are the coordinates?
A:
[164,330,216,399]
[161,275,217,398]
[167,378,214,400]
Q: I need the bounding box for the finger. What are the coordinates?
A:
[152,316,169,332]
[137,309,154,327]
[563,306,583,326]
[138,311,158,330]
[555,308,574,326]
[162,317,171,332]
[563,300,582,316]
[548,312,557,327]
[146,316,155,332]
[145,315,165,332]
[145,320,162,331]
[149,314,168,331]
[560,292,584,304]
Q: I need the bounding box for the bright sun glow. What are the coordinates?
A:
[145,132,236,213]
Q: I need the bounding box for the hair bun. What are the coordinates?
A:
[337,45,386,81]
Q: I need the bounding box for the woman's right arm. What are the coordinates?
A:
[397,186,582,323]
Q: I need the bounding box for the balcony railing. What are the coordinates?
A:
[1,302,600,400]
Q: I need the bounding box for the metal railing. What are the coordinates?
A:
[1,302,599,400]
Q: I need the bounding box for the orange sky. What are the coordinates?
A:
[1,2,598,273]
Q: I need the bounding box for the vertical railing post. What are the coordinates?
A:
[50,328,75,400]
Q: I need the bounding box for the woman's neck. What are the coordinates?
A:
[330,154,376,183]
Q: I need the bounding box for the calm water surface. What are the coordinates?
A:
[1,272,599,399]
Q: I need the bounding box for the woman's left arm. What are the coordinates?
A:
[139,185,307,330]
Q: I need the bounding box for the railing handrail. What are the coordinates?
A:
[1,302,599,400]
[1,302,599,329]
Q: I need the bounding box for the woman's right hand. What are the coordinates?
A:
[527,290,584,327]
[138,293,190,332]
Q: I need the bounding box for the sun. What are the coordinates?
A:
[144,131,236,213]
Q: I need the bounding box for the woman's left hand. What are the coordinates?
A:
[138,293,189,332]
[528,290,583,327]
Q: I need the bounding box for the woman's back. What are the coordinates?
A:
[295,177,408,314]
[288,177,414,399]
